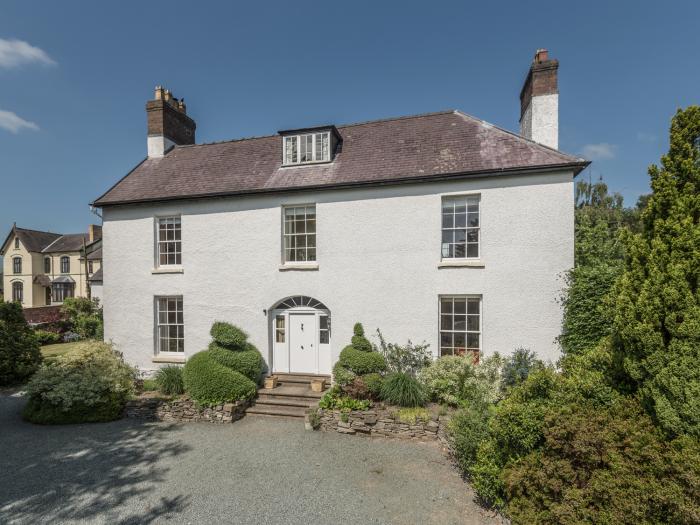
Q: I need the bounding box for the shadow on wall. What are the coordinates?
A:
[0,393,191,524]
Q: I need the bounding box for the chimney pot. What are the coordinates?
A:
[534,49,549,63]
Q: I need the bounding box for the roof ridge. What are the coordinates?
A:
[171,109,458,150]
[15,226,62,236]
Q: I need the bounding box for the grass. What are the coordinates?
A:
[394,407,430,425]
[142,379,159,392]
[41,341,82,359]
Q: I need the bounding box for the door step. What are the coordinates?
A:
[246,403,308,418]
[274,373,332,386]
[245,380,330,420]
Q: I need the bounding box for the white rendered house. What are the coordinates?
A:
[93,50,588,375]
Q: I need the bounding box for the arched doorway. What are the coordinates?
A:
[270,296,331,375]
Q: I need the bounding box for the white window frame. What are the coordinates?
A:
[441,195,480,260]
[155,296,184,355]
[439,295,481,357]
[282,131,331,166]
[12,257,21,274]
[155,216,182,267]
[60,256,70,274]
[282,204,317,263]
[12,281,23,303]
[52,282,75,303]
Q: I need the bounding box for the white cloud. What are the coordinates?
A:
[0,109,39,133]
[636,131,657,143]
[581,142,617,160]
[0,38,56,68]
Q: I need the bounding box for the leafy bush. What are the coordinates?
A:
[154,365,185,395]
[208,342,264,383]
[362,373,384,399]
[394,407,429,425]
[318,386,370,411]
[183,351,256,406]
[22,341,135,424]
[338,346,386,375]
[449,403,493,474]
[332,361,355,386]
[350,322,373,352]
[500,348,544,391]
[419,354,503,407]
[61,297,103,340]
[375,328,432,375]
[35,329,62,346]
[470,439,507,509]
[210,322,248,350]
[504,399,700,524]
[307,408,321,430]
[381,372,426,407]
[142,378,159,392]
[0,300,42,385]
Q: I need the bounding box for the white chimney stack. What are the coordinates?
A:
[519,49,559,149]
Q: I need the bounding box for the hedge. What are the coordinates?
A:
[183,351,256,406]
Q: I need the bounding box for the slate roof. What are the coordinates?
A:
[11,228,61,253]
[43,233,90,253]
[88,267,103,282]
[0,226,91,255]
[93,110,589,207]
[87,247,102,260]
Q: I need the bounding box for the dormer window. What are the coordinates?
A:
[283,131,331,165]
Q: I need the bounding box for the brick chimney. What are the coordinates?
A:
[146,86,196,157]
[88,224,102,243]
[519,49,559,149]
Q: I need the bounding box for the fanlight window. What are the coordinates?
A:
[275,296,327,310]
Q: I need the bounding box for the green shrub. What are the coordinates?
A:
[362,373,384,399]
[318,386,370,411]
[332,361,355,386]
[35,330,62,346]
[470,439,506,509]
[504,399,700,524]
[61,297,103,340]
[338,346,386,375]
[183,351,256,406]
[0,301,42,385]
[22,341,135,424]
[395,407,429,425]
[419,354,503,407]
[208,342,264,383]
[500,348,544,392]
[350,322,373,352]
[375,328,432,375]
[154,365,185,395]
[210,321,248,350]
[449,404,493,473]
[307,408,321,430]
[142,378,159,392]
[381,372,426,407]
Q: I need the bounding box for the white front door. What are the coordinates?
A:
[289,312,317,374]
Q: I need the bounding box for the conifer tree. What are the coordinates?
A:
[611,106,700,437]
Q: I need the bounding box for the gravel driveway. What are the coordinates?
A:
[0,392,502,525]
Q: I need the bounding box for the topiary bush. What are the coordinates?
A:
[208,342,264,383]
[380,372,426,407]
[0,300,42,385]
[362,373,384,400]
[210,322,248,350]
[338,346,386,375]
[154,365,185,395]
[22,341,135,424]
[183,351,256,406]
[350,322,373,352]
[332,361,355,386]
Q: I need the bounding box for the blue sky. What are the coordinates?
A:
[1,0,699,234]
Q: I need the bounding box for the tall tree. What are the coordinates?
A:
[611,106,700,437]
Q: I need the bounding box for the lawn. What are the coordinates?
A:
[41,341,82,359]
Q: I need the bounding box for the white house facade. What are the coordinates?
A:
[94,50,588,375]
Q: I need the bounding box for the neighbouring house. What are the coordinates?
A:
[0,224,103,312]
[93,49,588,375]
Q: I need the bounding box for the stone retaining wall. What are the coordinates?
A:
[313,406,450,443]
[125,395,249,424]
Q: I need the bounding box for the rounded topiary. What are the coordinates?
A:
[338,345,387,375]
[351,322,373,352]
[210,322,248,350]
[333,361,356,386]
[183,351,256,406]
[208,342,264,383]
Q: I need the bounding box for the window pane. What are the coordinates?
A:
[467,244,479,258]
[440,298,453,314]
[454,213,466,228]
[467,333,480,350]
[467,299,480,315]
[454,332,466,350]
[454,314,466,331]
[454,299,466,314]
[467,314,479,331]
[440,332,452,349]
[468,212,479,227]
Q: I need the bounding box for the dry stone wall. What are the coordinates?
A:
[125,395,249,424]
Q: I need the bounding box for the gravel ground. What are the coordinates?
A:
[0,392,503,525]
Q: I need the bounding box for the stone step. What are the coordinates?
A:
[258,384,325,400]
[246,403,307,418]
[254,397,316,409]
[273,373,331,385]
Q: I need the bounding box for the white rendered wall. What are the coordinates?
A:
[520,94,559,150]
[102,171,574,372]
[147,136,176,158]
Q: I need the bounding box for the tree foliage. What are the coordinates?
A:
[610,106,700,437]
[0,300,42,385]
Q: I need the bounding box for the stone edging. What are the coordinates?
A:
[311,406,450,444]
[124,395,249,423]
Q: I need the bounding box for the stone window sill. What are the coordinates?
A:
[152,356,186,364]
[438,259,485,269]
[151,267,184,274]
[279,263,319,271]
